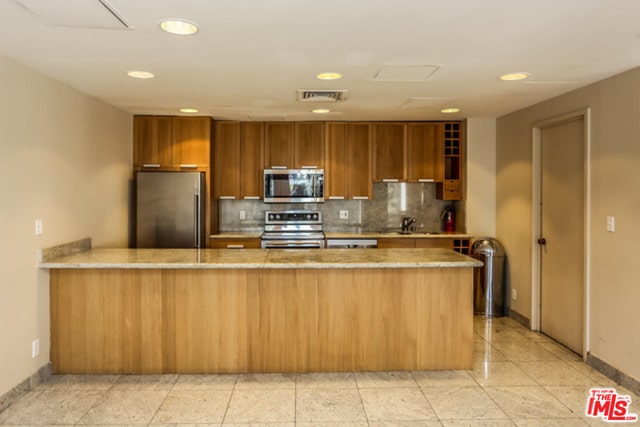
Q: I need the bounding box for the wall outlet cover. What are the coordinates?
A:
[339,210,349,219]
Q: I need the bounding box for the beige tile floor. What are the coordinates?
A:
[1,316,638,426]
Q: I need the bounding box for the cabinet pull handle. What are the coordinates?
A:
[180,164,198,169]
[271,165,287,169]
[382,179,399,183]
[301,165,318,169]
[352,196,369,200]
[227,244,245,249]
[243,196,260,200]
[418,178,435,183]
[328,196,345,200]
[219,196,236,200]
[142,164,161,168]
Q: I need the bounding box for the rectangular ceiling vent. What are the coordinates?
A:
[297,90,349,102]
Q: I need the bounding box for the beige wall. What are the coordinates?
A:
[497,67,640,382]
[0,55,131,397]
[466,118,496,237]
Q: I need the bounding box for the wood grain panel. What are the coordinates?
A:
[213,121,241,198]
[162,270,248,373]
[415,268,473,369]
[172,117,211,167]
[264,122,294,168]
[324,122,348,198]
[407,122,442,182]
[377,238,415,248]
[133,116,173,167]
[50,269,162,374]
[239,122,264,198]
[50,266,473,373]
[294,122,324,169]
[415,238,453,249]
[247,270,319,372]
[373,122,407,181]
[347,123,373,198]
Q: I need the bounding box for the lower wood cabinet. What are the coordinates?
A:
[377,237,469,252]
[209,238,261,249]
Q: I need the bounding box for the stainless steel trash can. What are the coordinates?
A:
[472,238,506,317]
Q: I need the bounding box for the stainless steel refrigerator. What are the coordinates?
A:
[136,171,206,248]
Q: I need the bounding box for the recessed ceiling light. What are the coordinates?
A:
[159,19,199,35]
[316,72,342,80]
[500,72,530,81]
[179,108,199,113]
[312,108,331,114]
[441,108,460,114]
[127,70,154,79]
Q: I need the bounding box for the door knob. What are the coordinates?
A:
[537,238,547,245]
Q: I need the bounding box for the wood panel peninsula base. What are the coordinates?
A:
[43,248,482,374]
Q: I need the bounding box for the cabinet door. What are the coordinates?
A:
[324,122,348,199]
[294,122,324,169]
[377,238,415,248]
[213,121,241,199]
[414,238,453,249]
[373,123,407,182]
[264,123,294,168]
[172,117,211,168]
[347,123,372,199]
[407,122,442,182]
[133,116,173,168]
[240,122,264,199]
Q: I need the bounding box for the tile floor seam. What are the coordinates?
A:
[353,375,371,426]
[219,374,238,425]
[73,388,108,426]
[414,378,442,423]
[147,385,172,425]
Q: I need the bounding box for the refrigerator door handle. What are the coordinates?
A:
[194,192,201,248]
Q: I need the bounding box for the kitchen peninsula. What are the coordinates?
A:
[41,246,481,375]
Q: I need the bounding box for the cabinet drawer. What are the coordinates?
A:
[210,238,261,249]
[443,180,460,190]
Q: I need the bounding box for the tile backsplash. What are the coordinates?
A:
[218,183,463,233]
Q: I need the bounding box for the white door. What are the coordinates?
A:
[539,117,584,354]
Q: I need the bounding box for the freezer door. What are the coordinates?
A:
[136,172,206,248]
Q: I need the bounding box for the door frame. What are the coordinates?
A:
[530,108,591,360]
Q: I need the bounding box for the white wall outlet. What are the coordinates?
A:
[32,339,40,358]
[35,219,43,236]
[512,289,517,301]
[606,216,615,232]
[239,210,246,220]
[339,210,349,219]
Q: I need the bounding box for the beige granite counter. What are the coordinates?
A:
[325,231,473,239]
[40,247,481,269]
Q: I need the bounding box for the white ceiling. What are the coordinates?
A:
[1,0,639,121]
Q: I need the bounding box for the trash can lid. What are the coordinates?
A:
[471,237,505,256]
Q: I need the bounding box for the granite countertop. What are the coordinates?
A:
[209,232,262,239]
[40,248,482,270]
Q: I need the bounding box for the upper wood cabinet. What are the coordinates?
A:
[373,123,407,182]
[213,121,241,199]
[294,122,324,169]
[133,116,211,170]
[172,117,211,168]
[325,122,372,200]
[264,122,324,169]
[239,122,264,198]
[213,121,264,199]
[407,122,443,182]
[133,116,173,168]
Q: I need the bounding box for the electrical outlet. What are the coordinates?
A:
[239,210,246,220]
[32,339,39,358]
[339,210,349,219]
[512,289,517,301]
[35,219,43,236]
[606,216,615,232]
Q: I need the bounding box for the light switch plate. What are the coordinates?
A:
[606,216,615,232]
[239,210,246,220]
[35,219,43,236]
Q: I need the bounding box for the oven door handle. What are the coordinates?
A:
[262,240,323,249]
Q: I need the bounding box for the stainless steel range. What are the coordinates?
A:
[261,210,325,249]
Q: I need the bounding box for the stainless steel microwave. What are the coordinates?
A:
[264,169,324,203]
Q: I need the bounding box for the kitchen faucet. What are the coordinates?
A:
[401,217,416,233]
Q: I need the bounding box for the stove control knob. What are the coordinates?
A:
[306,214,311,219]
[313,214,319,220]
[275,214,281,220]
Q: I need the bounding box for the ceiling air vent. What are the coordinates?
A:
[296,90,349,102]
